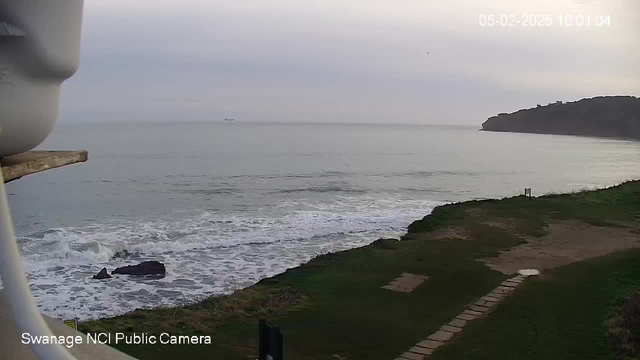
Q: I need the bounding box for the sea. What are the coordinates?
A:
[4,122,640,320]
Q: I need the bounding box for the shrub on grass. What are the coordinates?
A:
[607,291,640,359]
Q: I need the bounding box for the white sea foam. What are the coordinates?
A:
[1,195,440,320]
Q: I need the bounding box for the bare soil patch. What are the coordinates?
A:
[484,221,640,274]
[483,220,515,230]
[422,227,470,240]
[381,273,430,293]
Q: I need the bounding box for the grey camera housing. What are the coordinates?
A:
[0,0,84,156]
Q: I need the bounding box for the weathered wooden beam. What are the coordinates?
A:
[1,150,88,183]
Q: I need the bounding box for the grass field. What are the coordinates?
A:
[431,249,640,360]
[80,181,640,360]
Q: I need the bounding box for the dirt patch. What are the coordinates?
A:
[483,220,515,230]
[381,273,429,293]
[483,221,640,275]
[466,208,485,217]
[423,227,470,240]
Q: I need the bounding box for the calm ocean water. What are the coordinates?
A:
[4,122,640,320]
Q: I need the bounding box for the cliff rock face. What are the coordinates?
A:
[481,96,640,139]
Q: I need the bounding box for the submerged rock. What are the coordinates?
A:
[113,261,166,276]
[112,249,141,259]
[93,267,112,280]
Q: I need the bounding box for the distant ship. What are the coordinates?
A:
[224,118,235,122]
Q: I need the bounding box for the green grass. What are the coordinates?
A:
[80,181,640,360]
[431,249,640,360]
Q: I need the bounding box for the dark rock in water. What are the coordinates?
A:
[113,261,166,276]
[112,249,141,259]
[93,268,112,280]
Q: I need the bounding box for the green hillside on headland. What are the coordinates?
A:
[81,181,640,360]
[482,96,640,139]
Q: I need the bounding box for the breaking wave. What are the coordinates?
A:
[5,195,441,321]
[272,186,366,194]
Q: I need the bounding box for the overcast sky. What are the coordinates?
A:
[59,0,640,125]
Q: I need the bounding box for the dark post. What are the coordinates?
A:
[273,326,283,360]
[258,319,283,360]
[259,319,267,360]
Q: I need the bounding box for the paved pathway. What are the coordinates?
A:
[395,273,531,360]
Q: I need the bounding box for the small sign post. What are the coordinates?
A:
[63,318,78,330]
[259,319,283,360]
[524,188,532,199]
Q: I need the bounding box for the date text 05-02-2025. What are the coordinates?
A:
[479,14,611,27]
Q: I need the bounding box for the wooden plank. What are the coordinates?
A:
[1,150,88,182]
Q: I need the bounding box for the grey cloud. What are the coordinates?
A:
[59,0,639,125]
